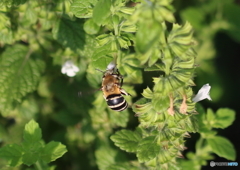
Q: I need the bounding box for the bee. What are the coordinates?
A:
[100,62,130,111]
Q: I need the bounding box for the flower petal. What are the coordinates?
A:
[61,67,67,74]
[66,70,76,77]
[72,65,80,72]
[192,83,212,102]
[61,60,80,77]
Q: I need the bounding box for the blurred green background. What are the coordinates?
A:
[0,0,240,169]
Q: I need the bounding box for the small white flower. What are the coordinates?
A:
[61,60,79,77]
[192,83,212,102]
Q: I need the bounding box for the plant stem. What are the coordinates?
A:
[34,161,43,170]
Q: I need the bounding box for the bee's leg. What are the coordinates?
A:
[115,69,124,86]
[120,77,123,87]
[120,88,131,96]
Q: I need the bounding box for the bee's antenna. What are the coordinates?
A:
[95,68,105,73]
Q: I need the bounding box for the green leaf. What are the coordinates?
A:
[152,94,169,113]
[22,149,40,166]
[22,120,43,166]
[41,141,67,163]
[136,136,160,163]
[136,21,162,54]
[206,108,215,126]
[121,54,141,68]
[121,65,142,84]
[22,4,38,26]
[213,108,235,129]
[84,18,100,34]
[92,0,111,26]
[133,102,152,115]
[207,136,236,161]
[71,0,98,18]
[144,63,165,72]
[106,164,139,170]
[111,129,141,153]
[91,46,113,70]
[23,120,42,143]
[179,160,199,170]
[0,45,45,115]
[52,17,85,52]
[0,13,13,44]
[0,144,23,167]
[168,22,193,57]
[95,145,126,170]
[22,140,43,153]
[142,87,153,99]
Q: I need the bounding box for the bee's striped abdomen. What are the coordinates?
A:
[106,94,128,111]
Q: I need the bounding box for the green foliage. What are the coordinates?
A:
[71,0,98,18]
[0,0,238,170]
[0,45,45,116]
[136,136,160,163]
[92,0,111,25]
[0,144,23,167]
[136,21,162,54]
[179,107,236,169]
[111,129,141,153]
[52,17,85,52]
[0,120,67,168]
[207,136,235,161]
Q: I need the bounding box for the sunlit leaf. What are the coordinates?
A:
[22,120,43,166]
[41,141,67,163]
[111,129,141,153]
[23,120,42,143]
